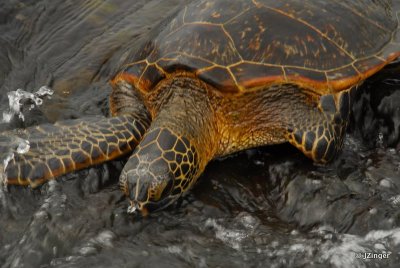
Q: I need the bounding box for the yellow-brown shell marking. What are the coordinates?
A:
[114,0,400,95]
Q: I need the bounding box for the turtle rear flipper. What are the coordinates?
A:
[3,114,149,188]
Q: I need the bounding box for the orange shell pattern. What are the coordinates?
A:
[117,0,400,95]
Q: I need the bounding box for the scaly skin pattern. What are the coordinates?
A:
[114,73,354,213]
[4,114,150,187]
[287,88,355,163]
[118,75,219,213]
[119,128,200,212]
[3,79,152,188]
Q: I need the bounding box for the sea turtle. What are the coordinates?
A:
[3,0,400,214]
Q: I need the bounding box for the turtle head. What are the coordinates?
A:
[119,128,200,215]
[120,157,178,215]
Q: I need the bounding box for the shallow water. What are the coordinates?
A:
[0,1,400,267]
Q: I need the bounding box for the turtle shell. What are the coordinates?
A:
[117,0,400,95]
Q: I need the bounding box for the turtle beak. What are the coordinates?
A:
[127,200,149,217]
[127,194,178,217]
[123,168,178,215]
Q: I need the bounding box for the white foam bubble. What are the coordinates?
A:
[0,136,30,186]
[16,139,30,154]
[389,195,400,206]
[205,218,247,250]
[2,86,54,122]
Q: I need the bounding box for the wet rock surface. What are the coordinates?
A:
[0,1,399,267]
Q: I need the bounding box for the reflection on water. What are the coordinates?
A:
[0,1,399,267]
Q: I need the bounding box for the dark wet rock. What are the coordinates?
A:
[351,63,400,148]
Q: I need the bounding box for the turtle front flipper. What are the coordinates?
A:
[286,87,355,163]
[3,114,149,187]
[3,81,151,188]
[119,77,219,214]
